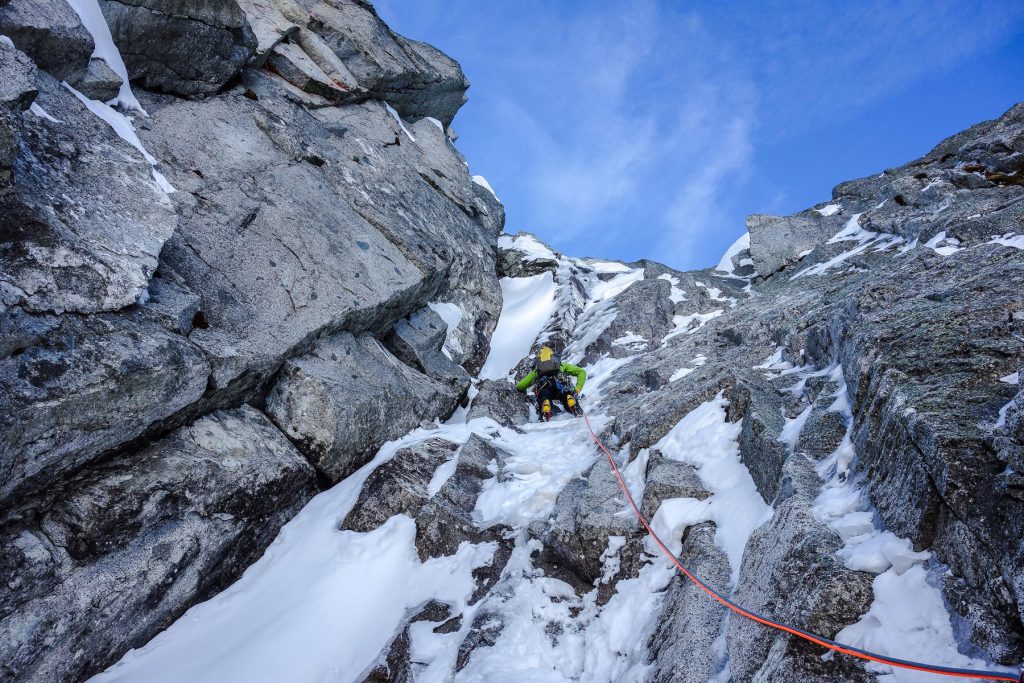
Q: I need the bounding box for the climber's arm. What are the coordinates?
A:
[516,370,538,392]
[560,363,587,392]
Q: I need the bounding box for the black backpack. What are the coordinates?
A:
[534,347,561,376]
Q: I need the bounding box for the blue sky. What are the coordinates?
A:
[375,1,1024,271]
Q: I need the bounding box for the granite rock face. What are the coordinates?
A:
[1,64,177,316]
[0,0,95,84]
[0,407,317,682]
[304,0,469,126]
[0,4,502,680]
[98,0,258,97]
[265,332,463,483]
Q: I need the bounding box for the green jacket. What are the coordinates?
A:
[516,362,587,392]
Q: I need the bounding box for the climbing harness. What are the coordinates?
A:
[578,408,1023,682]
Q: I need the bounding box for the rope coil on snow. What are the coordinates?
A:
[578,409,1022,682]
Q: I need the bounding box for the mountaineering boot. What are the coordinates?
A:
[541,399,552,421]
[565,392,581,417]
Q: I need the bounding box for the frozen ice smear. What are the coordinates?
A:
[479,273,557,380]
[990,232,1024,250]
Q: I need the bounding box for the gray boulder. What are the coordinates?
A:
[385,305,472,391]
[747,210,847,278]
[640,450,711,520]
[467,379,530,428]
[415,434,505,560]
[75,58,124,102]
[0,314,209,505]
[0,0,94,83]
[304,0,469,126]
[647,523,730,683]
[267,40,358,102]
[731,376,789,504]
[798,407,848,459]
[1,69,177,315]
[727,456,875,682]
[0,406,317,682]
[536,456,638,583]
[235,0,302,64]
[266,332,461,483]
[456,607,505,672]
[98,0,258,97]
[341,437,458,532]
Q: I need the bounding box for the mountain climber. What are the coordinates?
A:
[515,347,587,421]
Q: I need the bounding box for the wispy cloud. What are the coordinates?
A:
[375,0,1024,269]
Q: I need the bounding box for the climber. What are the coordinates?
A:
[515,346,587,421]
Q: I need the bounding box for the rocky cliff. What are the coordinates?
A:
[1,2,1022,683]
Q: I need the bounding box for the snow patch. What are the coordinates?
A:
[1000,371,1019,385]
[793,214,904,279]
[662,309,724,344]
[923,231,963,257]
[989,232,1024,250]
[657,273,687,303]
[651,394,772,580]
[472,175,499,200]
[814,203,842,217]
[29,102,61,122]
[669,354,707,382]
[428,301,464,360]
[66,0,144,112]
[384,102,416,142]
[479,273,557,380]
[499,233,556,262]
[715,232,750,274]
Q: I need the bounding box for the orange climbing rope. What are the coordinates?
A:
[579,410,1022,682]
